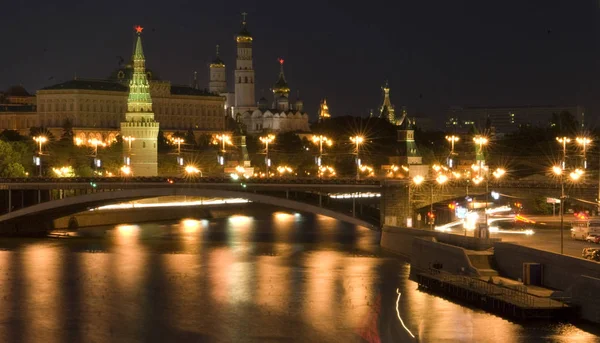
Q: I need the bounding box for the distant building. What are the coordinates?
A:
[239,59,309,134]
[0,86,38,131]
[318,99,331,122]
[446,105,585,134]
[376,81,399,124]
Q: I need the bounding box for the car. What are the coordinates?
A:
[586,234,600,244]
[582,248,600,261]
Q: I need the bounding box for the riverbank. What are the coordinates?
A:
[381,226,600,324]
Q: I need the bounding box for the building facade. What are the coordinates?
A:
[234,14,257,115]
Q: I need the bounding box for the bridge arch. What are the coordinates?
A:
[0,188,376,233]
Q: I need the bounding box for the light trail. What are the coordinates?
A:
[92,198,250,210]
[396,288,416,339]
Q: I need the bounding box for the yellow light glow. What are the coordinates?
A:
[445,135,460,142]
[472,176,484,185]
[576,137,592,146]
[436,174,448,184]
[552,166,563,176]
[181,219,201,233]
[350,135,364,144]
[473,136,488,145]
[556,136,571,144]
[412,175,424,185]
[121,165,132,176]
[492,168,506,179]
[432,164,441,172]
[259,134,275,144]
[185,165,200,175]
[52,166,74,177]
[570,169,584,181]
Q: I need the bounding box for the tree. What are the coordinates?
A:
[157,130,171,153]
[0,130,26,142]
[185,129,196,147]
[60,119,74,143]
[0,141,27,177]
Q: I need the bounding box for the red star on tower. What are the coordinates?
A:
[278,58,284,65]
[134,25,144,34]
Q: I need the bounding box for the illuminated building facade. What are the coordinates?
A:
[318,99,330,122]
[240,59,309,134]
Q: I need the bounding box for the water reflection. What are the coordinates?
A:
[0,211,597,342]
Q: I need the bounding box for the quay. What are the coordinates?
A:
[415,269,574,320]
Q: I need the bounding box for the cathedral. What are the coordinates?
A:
[209,14,310,135]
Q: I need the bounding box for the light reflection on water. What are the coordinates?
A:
[0,210,597,342]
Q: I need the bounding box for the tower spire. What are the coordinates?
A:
[126,25,152,113]
[193,71,198,89]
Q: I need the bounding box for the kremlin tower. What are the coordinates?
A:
[120,25,159,176]
[209,45,227,94]
[234,13,257,114]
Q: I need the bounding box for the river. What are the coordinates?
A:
[0,208,598,342]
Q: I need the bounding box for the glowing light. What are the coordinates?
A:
[259,134,275,145]
[492,168,506,179]
[311,135,333,146]
[318,165,336,177]
[473,136,489,146]
[134,25,143,34]
[116,224,139,236]
[570,170,583,181]
[445,135,459,143]
[412,175,424,185]
[436,174,448,184]
[472,176,484,185]
[328,192,381,199]
[552,165,563,176]
[181,219,201,233]
[432,164,442,172]
[184,165,201,175]
[350,135,364,144]
[52,166,74,177]
[230,173,239,180]
[120,165,132,176]
[277,165,293,175]
[228,215,251,225]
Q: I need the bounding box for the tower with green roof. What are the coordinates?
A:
[120,25,159,176]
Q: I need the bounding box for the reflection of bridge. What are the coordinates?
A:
[0,177,597,235]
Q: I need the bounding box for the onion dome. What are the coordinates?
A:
[272,58,290,95]
[210,45,225,67]
[236,13,253,42]
[258,96,268,110]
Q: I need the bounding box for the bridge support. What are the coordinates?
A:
[380,183,411,228]
[7,189,11,213]
[352,195,356,218]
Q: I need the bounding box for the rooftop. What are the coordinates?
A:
[41,79,128,92]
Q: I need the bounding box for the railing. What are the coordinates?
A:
[423,268,568,308]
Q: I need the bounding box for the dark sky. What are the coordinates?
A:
[1,1,599,128]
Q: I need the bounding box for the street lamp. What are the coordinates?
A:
[446,135,459,168]
[575,137,591,169]
[33,136,47,176]
[473,136,488,173]
[33,136,47,155]
[214,134,232,168]
[88,138,106,174]
[171,137,185,166]
[120,165,132,177]
[312,135,333,177]
[184,165,202,177]
[412,174,448,230]
[123,136,135,166]
[553,165,583,254]
[556,137,571,170]
[259,134,275,178]
[350,135,365,180]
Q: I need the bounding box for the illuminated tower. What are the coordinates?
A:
[120,25,159,176]
[234,12,256,114]
[379,80,396,124]
[318,98,331,122]
[272,58,290,111]
[209,45,227,93]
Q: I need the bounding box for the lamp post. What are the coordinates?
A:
[350,135,364,180]
[413,174,448,230]
[445,135,459,168]
[556,137,571,170]
[172,137,185,166]
[312,135,332,178]
[259,134,275,178]
[552,165,583,254]
[123,136,135,166]
[33,136,47,177]
[88,138,105,174]
[575,137,591,170]
[214,134,232,167]
[473,136,488,174]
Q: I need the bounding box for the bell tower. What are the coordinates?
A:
[234,12,256,114]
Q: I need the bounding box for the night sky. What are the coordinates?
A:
[1,1,599,128]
